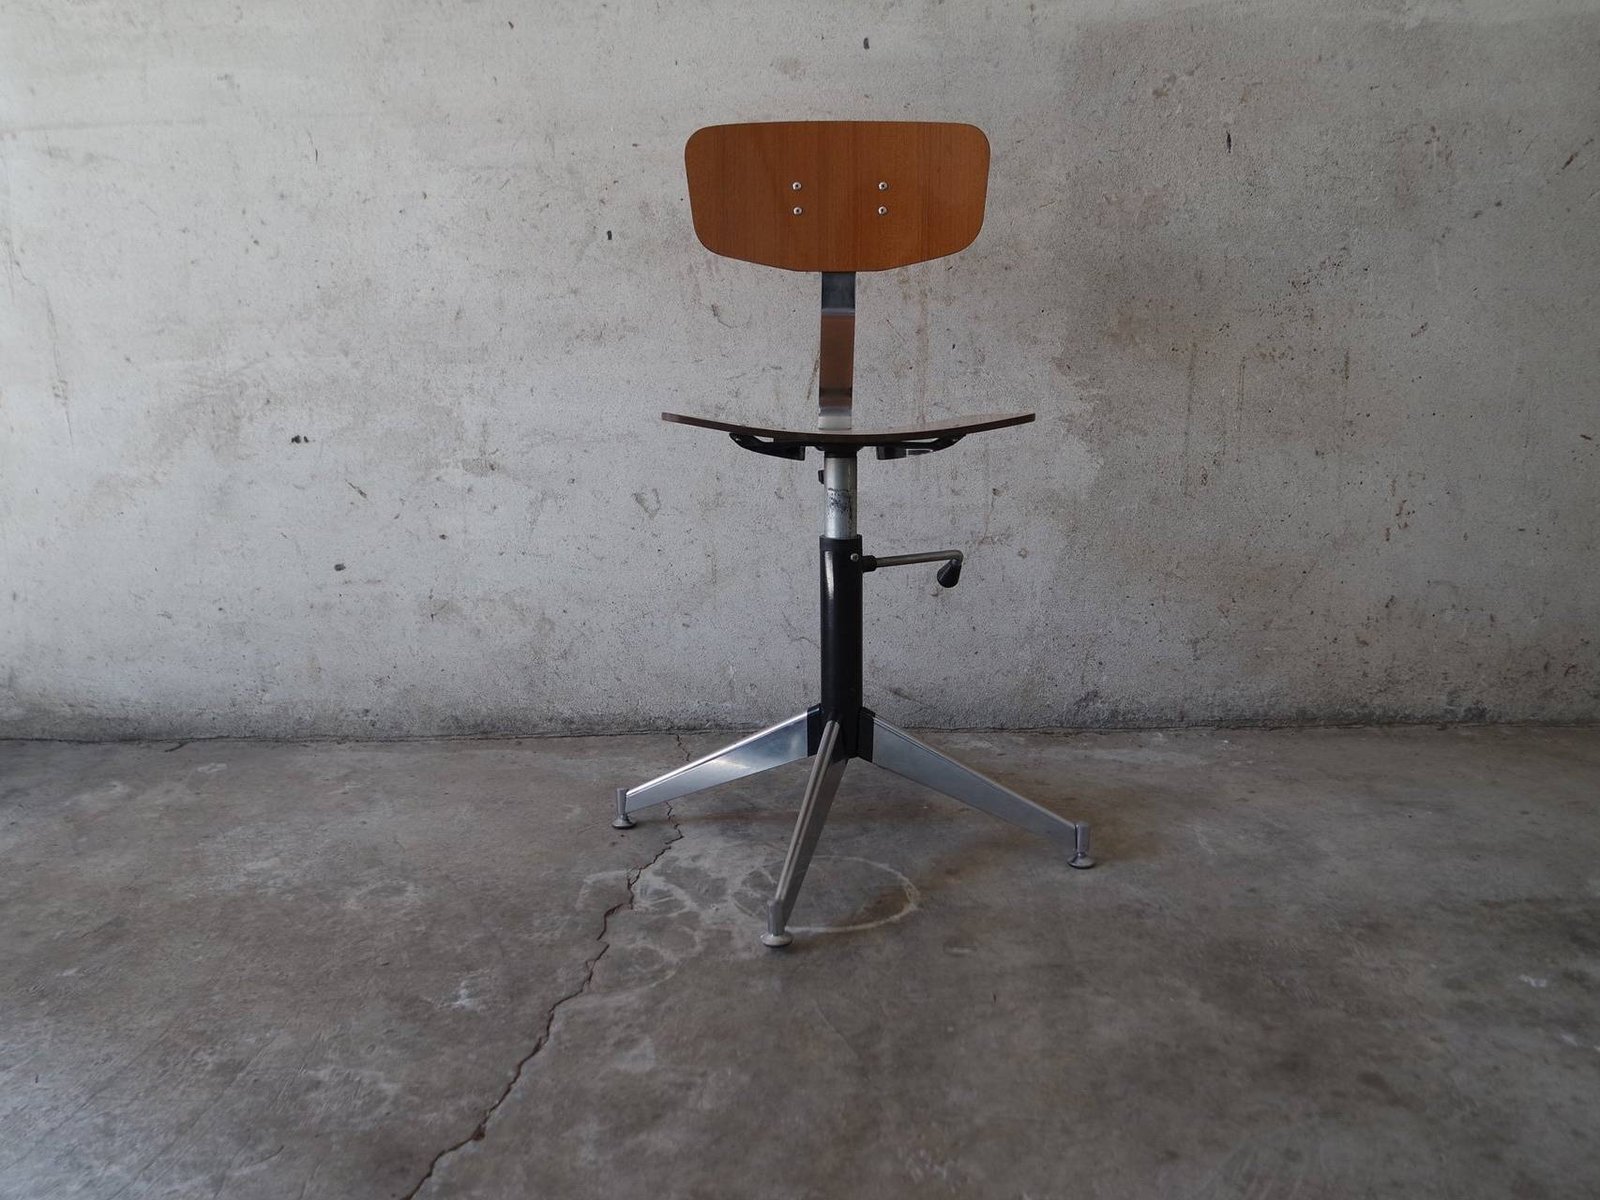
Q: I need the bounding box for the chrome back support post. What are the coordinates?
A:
[818,272,856,431]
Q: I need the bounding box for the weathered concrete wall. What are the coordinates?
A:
[2,1,1597,738]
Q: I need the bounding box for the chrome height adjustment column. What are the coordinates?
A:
[822,452,857,538]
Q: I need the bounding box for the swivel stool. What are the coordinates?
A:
[614,121,1096,948]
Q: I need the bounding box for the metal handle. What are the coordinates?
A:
[851,549,964,588]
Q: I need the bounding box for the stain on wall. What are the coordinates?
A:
[1,1,1596,737]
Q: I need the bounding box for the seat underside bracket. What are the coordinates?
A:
[727,431,966,460]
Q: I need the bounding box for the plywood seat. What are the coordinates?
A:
[661,409,1034,456]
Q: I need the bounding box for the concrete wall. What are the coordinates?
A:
[3,1,1597,739]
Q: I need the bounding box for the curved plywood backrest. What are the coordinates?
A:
[684,121,989,272]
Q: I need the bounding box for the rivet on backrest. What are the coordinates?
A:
[792,181,803,190]
[877,206,888,216]
[878,181,889,191]
[793,206,804,215]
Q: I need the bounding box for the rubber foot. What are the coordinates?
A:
[612,815,636,830]
[761,931,793,948]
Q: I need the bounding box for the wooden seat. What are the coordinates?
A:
[662,409,1034,459]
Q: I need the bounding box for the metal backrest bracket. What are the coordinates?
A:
[819,272,855,430]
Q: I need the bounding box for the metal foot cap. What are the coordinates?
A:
[760,931,793,948]
[1069,852,1096,869]
[612,815,636,830]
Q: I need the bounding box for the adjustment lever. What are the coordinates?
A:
[852,549,964,589]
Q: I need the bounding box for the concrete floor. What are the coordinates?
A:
[2,726,1598,1199]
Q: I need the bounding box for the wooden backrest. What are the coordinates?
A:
[684,121,989,272]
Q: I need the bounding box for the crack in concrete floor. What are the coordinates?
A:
[401,743,690,1200]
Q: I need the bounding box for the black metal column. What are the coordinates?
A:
[820,534,864,719]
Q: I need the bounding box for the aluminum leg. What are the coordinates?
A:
[614,711,811,828]
[762,719,849,947]
[868,718,1094,868]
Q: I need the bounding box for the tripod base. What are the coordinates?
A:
[615,709,1095,947]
